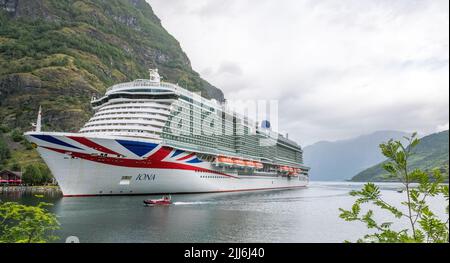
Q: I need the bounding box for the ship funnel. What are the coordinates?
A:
[149,68,161,83]
[261,120,271,130]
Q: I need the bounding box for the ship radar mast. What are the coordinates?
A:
[149,68,161,83]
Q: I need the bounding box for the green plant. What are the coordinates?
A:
[10,162,21,171]
[11,129,24,142]
[0,198,60,243]
[37,164,53,185]
[0,125,10,133]
[339,133,449,243]
[21,140,34,150]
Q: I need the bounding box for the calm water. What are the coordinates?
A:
[0,182,447,243]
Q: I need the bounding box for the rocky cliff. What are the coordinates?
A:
[0,0,224,132]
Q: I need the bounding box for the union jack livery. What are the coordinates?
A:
[25,69,309,196]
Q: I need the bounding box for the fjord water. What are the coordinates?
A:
[1,182,447,243]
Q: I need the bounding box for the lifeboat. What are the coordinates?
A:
[233,158,246,167]
[216,156,234,166]
[244,160,255,167]
[280,166,289,172]
[254,162,263,169]
[143,195,172,206]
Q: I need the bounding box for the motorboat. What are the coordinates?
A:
[143,195,172,205]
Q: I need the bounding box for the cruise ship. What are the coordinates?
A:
[24,69,309,196]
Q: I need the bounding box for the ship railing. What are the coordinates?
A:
[106,80,232,116]
[162,139,261,160]
[273,157,302,167]
[106,80,180,93]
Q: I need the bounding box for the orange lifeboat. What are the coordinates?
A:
[254,162,263,169]
[244,160,255,167]
[233,158,246,166]
[216,156,226,163]
[217,156,234,166]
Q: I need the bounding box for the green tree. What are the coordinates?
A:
[22,164,43,185]
[21,163,53,185]
[0,199,60,243]
[0,136,11,165]
[10,162,21,171]
[339,133,449,243]
[37,163,53,185]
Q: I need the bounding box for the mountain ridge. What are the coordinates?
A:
[305,130,412,147]
[303,130,409,181]
[351,130,449,182]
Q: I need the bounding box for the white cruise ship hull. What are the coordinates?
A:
[25,132,308,196]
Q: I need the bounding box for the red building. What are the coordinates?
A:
[0,170,22,185]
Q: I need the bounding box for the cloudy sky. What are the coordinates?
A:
[148,0,449,146]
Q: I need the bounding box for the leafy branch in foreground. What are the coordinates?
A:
[339,133,449,243]
[0,196,60,243]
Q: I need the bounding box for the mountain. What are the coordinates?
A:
[303,130,409,181]
[0,0,224,133]
[352,130,449,182]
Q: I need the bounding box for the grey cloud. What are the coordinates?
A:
[217,61,243,76]
[148,0,449,145]
[194,0,238,17]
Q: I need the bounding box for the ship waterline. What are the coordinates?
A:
[24,69,309,196]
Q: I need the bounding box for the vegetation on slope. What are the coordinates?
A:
[0,0,224,173]
[351,130,449,182]
[1,123,53,184]
[0,0,223,132]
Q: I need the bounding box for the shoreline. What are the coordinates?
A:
[0,185,62,195]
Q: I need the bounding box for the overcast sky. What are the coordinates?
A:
[147,0,449,146]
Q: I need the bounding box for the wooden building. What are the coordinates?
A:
[0,170,22,184]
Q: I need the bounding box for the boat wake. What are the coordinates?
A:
[173,201,212,205]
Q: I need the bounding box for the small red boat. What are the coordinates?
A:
[143,195,172,206]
